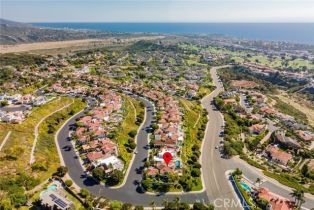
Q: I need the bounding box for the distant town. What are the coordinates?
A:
[0,30,314,210]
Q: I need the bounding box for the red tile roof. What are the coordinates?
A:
[258,188,294,210]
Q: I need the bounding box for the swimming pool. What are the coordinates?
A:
[47,184,57,190]
[240,181,251,192]
[175,160,180,168]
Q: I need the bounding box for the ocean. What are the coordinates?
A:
[32,23,314,45]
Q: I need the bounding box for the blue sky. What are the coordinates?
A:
[1,0,314,23]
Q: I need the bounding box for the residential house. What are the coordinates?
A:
[223,98,237,105]
[275,130,301,149]
[257,188,294,210]
[40,188,74,210]
[249,124,267,135]
[265,145,292,166]
[33,96,48,106]
[296,130,314,142]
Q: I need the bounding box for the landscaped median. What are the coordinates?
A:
[179,98,208,192]
[229,169,258,210]
[115,95,145,174]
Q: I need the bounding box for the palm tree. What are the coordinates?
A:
[290,189,304,208]
[255,177,262,188]
[233,168,243,178]
[149,201,156,210]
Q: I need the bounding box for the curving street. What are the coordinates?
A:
[57,94,209,206]
[57,66,314,209]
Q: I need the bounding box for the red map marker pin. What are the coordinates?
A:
[163,152,172,166]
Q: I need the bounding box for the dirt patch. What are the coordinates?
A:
[0,36,165,54]
[230,80,258,89]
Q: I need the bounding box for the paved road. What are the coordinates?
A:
[203,66,314,210]
[200,66,241,210]
[57,94,209,206]
[57,66,314,209]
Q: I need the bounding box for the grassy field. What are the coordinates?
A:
[179,43,314,71]
[33,98,86,182]
[272,96,308,124]
[272,91,314,127]
[0,97,73,178]
[115,95,144,172]
[198,86,214,98]
[263,171,314,195]
[0,97,86,208]
[180,99,203,160]
[0,131,8,145]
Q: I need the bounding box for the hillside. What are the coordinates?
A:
[0,19,114,45]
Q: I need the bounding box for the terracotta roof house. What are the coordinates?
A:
[296,130,314,141]
[260,107,276,115]
[249,124,267,135]
[159,165,174,175]
[223,98,237,105]
[258,188,294,210]
[87,151,106,161]
[146,167,159,177]
[266,145,292,166]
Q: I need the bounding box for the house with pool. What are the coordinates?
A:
[39,181,74,210]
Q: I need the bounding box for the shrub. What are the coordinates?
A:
[92,167,105,181]
[31,162,48,172]
[110,200,123,210]
[79,188,89,198]
[193,162,201,169]
[255,198,269,209]
[64,180,73,187]
[0,100,8,107]
[54,166,68,177]
[106,170,123,186]
[191,168,201,177]
[128,130,137,138]
[9,192,27,208]
[121,203,133,210]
